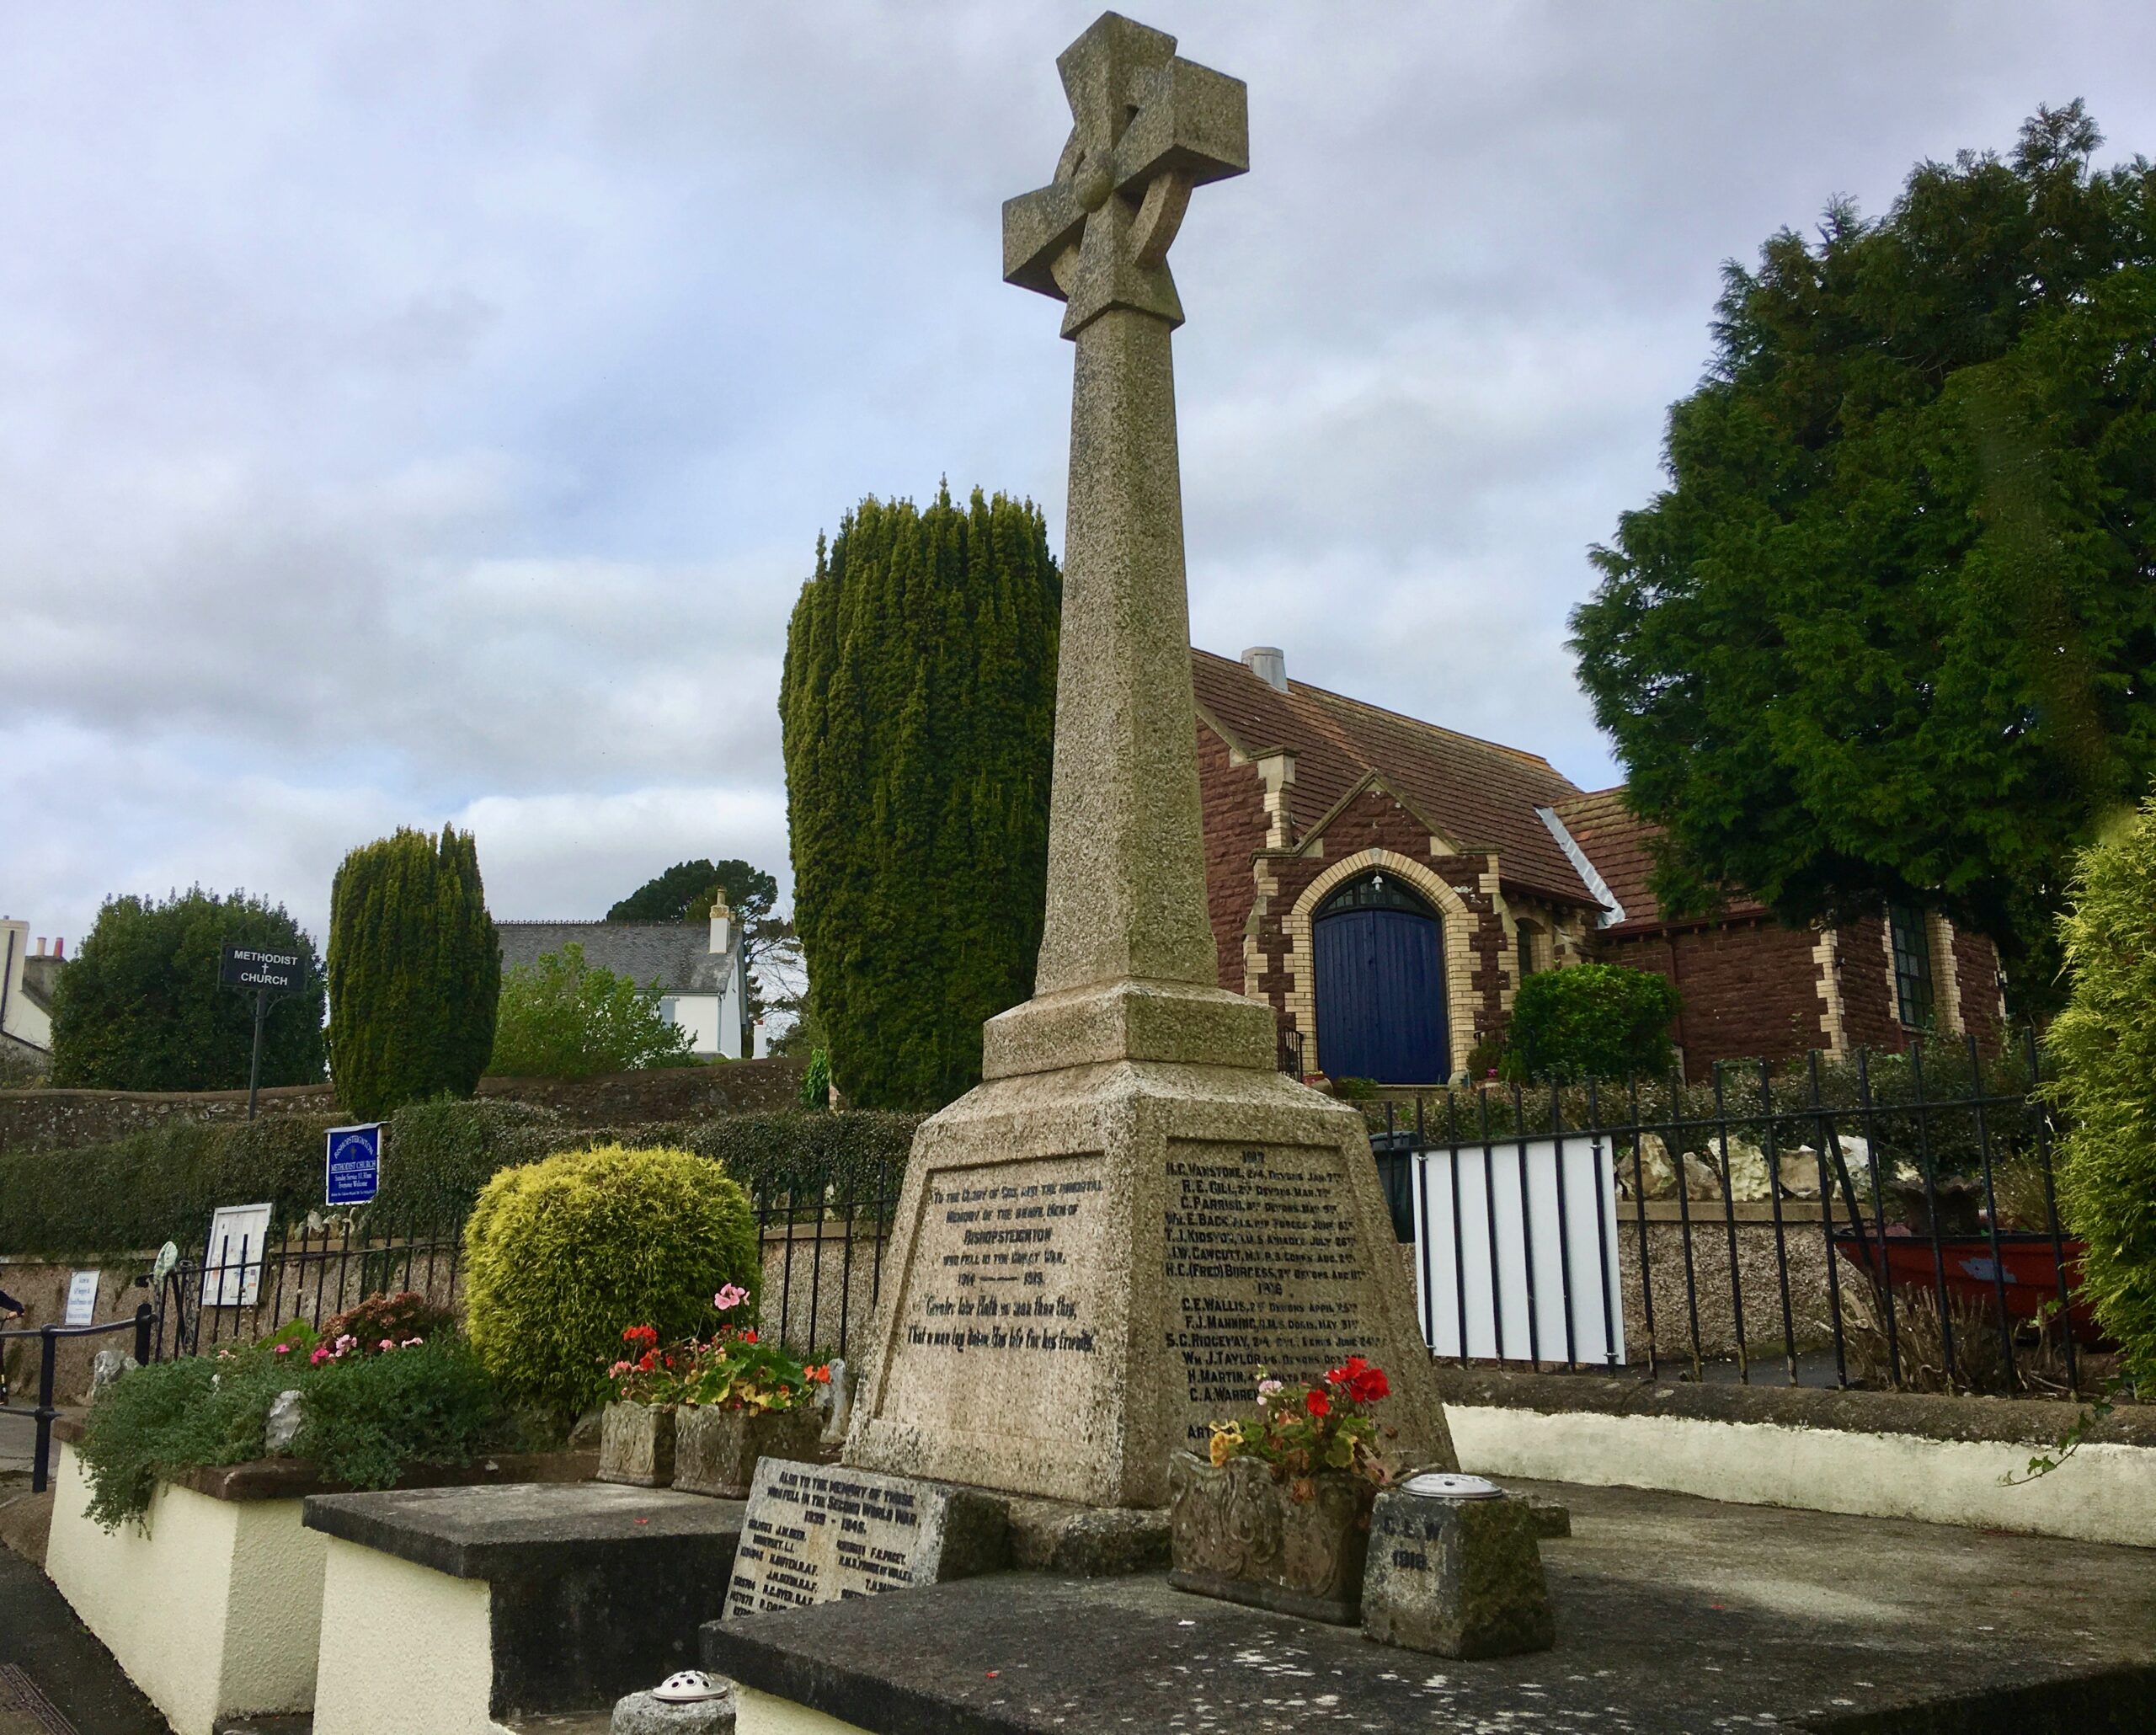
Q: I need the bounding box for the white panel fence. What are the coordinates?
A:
[1407,1135,1626,1367]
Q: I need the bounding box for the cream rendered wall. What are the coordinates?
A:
[44,1444,327,1735]
[1447,1404,2156,1547]
[312,1535,499,1735]
[736,1685,874,1734]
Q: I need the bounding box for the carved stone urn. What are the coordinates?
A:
[597,1401,676,1488]
[1166,1450,1375,1624]
[672,1403,824,1498]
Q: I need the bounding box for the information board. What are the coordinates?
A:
[64,1270,99,1327]
[325,1123,382,1207]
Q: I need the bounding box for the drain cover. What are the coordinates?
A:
[0,1664,77,1734]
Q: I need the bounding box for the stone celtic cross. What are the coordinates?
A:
[1003,12,1248,339]
[996,13,1250,1017]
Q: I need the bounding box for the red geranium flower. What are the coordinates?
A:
[1305,1389,1331,1418]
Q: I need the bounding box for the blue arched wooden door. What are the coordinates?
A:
[1313,873,1449,1084]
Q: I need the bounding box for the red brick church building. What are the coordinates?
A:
[1193,646,2007,1086]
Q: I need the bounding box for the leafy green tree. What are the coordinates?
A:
[609,859,776,929]
[48,889,325,1091]
[781,484,1060,1109]
[2049,793,2156,1385]
[1502,964,1682,1083]
[328,825,499,1118]
[1572,104,2156,1010]
[487,943,699,1079]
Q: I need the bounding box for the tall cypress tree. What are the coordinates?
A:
[780,485,1060,1110]
[327,825,500,1118]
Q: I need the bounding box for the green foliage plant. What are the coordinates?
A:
[1572,104,2156,1012]
[798,1048,831,1111]
[293,1338,511,1491]
[1503,964,1682,1083]
[73,1325,514,1529]
[610,859,777,928]
[328,825,500,1118]
[487,943,698,1080]
[50,888,324,1091]
[2048,793,2156,1386]
[462,1143,759,1424]
[781,484,1061,1110]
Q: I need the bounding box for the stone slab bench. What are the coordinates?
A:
[42,1418,590,1735]
[302,1481,743,1735]
[703,1477,2156,1733]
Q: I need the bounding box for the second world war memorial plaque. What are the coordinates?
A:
[724,1459,1007,1620]
[1164,1140,1383,1449]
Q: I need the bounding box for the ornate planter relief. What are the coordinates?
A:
[672,1404,822,1498]
[598,1401,676,1488]
[1166,1451,1374,1624]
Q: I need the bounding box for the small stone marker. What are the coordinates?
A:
[723,1458,1006,1620]
[1360,1473,1555,1659]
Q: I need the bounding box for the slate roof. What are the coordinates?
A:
[495,921,732,993]
[1549,787,1769,936]
[1191,649,1599,907]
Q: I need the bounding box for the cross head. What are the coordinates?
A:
[1002,12,1248,338]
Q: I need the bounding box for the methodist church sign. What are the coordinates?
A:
[218,945,306,993]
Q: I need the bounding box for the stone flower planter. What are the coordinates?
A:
[672,1402,823,1498]
[597,1401,676,1488]
[1166,1450,1374,1624]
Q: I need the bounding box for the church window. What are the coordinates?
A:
[1889,905,1934,1029]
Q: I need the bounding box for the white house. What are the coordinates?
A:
[0,919,61,1060]
[495,900,749,1060]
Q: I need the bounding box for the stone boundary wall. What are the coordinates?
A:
[0,1057,808,1154]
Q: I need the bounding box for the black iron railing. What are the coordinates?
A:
[1373,1030,2111,1400]
[1,1306,154,1493]
[750,1161,907,1364]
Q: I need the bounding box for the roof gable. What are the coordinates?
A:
[1191,649,1596,905]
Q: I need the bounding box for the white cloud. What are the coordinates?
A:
[3,1,2152,944]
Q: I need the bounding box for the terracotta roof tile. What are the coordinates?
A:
[1192,649,1596,906]
[1549,787,1769,935]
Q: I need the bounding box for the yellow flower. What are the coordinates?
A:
[1208,1422,1243,1467]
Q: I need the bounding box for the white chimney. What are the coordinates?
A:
[35,937,47,957]
[708,894,734,956]
[1242,646,1287,693]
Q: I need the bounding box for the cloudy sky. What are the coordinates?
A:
[4,2,2151,952]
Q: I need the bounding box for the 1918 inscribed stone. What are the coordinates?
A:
[723,1459,1008,1620]
[874,1154,1116,1444]
[1165,1140,1384,1449]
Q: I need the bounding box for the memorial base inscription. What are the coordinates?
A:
[846,1058,1456,1508]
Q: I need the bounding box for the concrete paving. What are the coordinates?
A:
[0,1549,165,1735]
[707,1476,2156,1732]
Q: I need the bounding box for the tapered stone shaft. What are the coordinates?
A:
[1033,306,1217,995]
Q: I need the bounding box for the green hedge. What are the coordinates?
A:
[0,1102,922,1257]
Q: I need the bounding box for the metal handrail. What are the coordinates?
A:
[0,1304,157,1492]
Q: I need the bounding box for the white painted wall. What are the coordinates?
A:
[1446,1403,2156,1548]
[737,1685,873,1734]
[45,1444,327,1734]
[664,992,725,1057]
[312,1535,499,1735]
[0,919,50,1052]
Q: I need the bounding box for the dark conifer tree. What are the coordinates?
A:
[327,825,499,1118]
[780,485,1059,1110]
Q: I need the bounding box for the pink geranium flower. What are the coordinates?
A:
[713,1284,750,1313]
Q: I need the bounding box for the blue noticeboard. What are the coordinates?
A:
[326,1123,382,1206]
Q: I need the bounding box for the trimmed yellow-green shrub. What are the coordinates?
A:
[462,1143,758,1422]
[2050,794,2156,1386]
